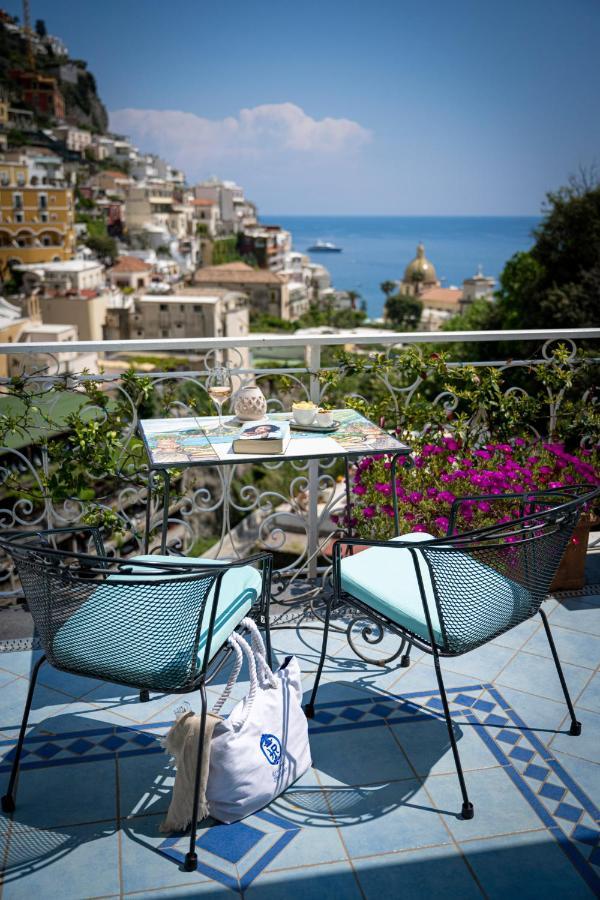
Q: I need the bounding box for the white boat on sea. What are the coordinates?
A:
[307,240,342,253]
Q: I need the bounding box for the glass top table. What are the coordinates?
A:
[138,409,410,558]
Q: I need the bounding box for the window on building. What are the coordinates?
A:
[13,193,23,210]
[16,174,25,187]
[40,211,49,223]
[161,329,169,338]
[15,212,24,224]
[159,304,168,311]
[0,174,8,186]
[39,193,48,210]
[193,305,203,312]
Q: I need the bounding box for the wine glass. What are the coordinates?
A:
[207,366,232,435]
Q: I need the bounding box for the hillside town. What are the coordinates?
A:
[0,6,497,376]
[0,4,598,900]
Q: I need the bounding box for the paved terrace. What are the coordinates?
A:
[0,573,598,899]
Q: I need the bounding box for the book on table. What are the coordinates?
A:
[232,420,291,455]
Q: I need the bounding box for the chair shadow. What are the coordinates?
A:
[1,677,465,884]
[0,712,172,884]
[272,680,460,827]
[557,594,600,611]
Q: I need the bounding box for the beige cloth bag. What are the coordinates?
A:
[159,635,247,833]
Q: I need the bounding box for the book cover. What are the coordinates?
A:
[232,420,291,454]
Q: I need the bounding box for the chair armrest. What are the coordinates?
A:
[446,485,598,536]
[5,525,106,557]
[332,535,436,553]
[220,551,273,569]
[115,551,274,588]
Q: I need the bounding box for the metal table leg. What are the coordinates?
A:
[160,469,171,555]
[391,452,401,537]
[144,468,153,554]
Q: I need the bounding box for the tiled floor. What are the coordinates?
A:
[0,591,598,899]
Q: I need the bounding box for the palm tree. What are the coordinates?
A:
[380,280,396,299]
[346,289,361,310]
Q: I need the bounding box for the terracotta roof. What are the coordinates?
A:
[111,256,152,273]
[193,262,285,285]
[190,198,216,207]
[419,287,464,310]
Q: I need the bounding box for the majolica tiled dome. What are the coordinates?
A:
[403,242,438,285]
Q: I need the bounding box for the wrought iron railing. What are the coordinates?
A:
[1,327,598,605]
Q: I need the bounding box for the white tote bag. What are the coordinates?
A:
[206,618,312,824]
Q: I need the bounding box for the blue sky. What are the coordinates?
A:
[7,0,600,214]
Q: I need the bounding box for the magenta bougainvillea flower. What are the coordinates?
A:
[342,436,599,539]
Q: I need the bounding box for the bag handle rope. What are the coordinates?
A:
[241,618,277,689]
[211,635,244,716]
[226,632,258,730]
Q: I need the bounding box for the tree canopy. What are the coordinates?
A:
[447,172,600,337]
[384,293,423,330]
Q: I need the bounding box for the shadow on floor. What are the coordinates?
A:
[0,712,170,884]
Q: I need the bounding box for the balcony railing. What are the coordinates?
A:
[0,327,598,602]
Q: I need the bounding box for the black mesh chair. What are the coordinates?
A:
[306,485,599,820]
[0,526,273,872]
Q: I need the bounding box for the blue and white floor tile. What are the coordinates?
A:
[0,593,598,898]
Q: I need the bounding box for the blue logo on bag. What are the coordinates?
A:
[260,733,281,765]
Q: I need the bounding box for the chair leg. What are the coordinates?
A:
[2,654,46,813]
[400,640,412,668]
[539,608,581,736]
[304,596,332,719]
[184,682,208,872]
[432,650,474,819]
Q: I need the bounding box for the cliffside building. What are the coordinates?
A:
[14,260,114,343]
[192,261,301,320]
[0,161,75,278]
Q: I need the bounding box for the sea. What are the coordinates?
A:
[264,216,541,319]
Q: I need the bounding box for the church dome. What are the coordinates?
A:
[403,242,438,285]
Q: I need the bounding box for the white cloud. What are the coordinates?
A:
[109,102,371,177]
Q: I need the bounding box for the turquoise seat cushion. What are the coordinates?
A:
[52,555,262,689]
[340,534,524,651]
[340,533,443,645]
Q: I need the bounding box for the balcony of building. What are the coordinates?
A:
[0,328,598,898]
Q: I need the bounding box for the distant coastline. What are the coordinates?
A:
[264,215,541,317]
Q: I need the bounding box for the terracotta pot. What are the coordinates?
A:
[324,537,368,558]
[550,515,591,592]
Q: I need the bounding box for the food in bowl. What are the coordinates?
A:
[292,401,317,426]
[315,408,334,427]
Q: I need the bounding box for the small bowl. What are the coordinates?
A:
[315,409,334,427]
[292,405,317,426]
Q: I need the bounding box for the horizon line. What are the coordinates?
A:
[260,212,542,218]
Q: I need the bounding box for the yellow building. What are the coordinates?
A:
[0,162,75,279]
